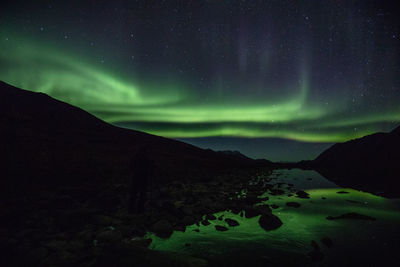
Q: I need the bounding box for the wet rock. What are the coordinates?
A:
[258,214,282,231]
[286,202,301,208]
[27,247,49,263]
[269,189,285,195]
[129,237,152,248]
[201,220,211,226]
[152,219,173,238]
[308,250,324,261]
[205,214,217,221]
[77,229,95,241]
[93,215,120,226]
[245,194,259,204]
[174,225,186,232]
[96,228,123,244]
[337,191,349,194]
[244,206,260,218]
[45,240,68,251]
[326,212,376,221]
[346,200,362,204]
[66,240,86,252]
[218,215,224,221]
[181,206,194,216]
[215,225,228,231]
[271,204,279,209]
[183,216,196,226]
[310,240,319,250]
[296,191,310,199]
[256,204,271,214]
[225,218,239,227]
[321,237,333,248]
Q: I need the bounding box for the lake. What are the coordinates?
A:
[148,169,400,266]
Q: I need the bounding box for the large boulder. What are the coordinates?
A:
[152,220,173,238]
[258,214,282,231]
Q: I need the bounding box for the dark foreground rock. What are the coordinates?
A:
[152,220,173,238]
[321,237,333,248]
[296,190,310,199]
[215,225,228,231]
[286,202,301,208]
[258,214,283,231]
[225,218,240,227]
[326,212,376,221]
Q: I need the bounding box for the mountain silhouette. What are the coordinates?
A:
[312,125,400,197]
[0,81,265,196]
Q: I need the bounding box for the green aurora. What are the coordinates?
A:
[0,34,399,143]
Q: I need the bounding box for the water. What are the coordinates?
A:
[148,169,400,265]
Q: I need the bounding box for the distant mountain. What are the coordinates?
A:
[312,126,400,197]
[0,81,265,196]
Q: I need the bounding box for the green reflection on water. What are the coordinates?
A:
[148,169,400,265]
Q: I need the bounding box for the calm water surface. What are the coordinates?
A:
[148,169,400,266]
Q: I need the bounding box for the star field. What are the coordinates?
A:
[1,1,399,160]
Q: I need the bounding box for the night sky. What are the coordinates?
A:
[1,1,399,161]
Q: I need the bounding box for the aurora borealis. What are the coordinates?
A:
[1,1,399,160]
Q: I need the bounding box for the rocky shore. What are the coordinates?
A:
[0,167,324,266]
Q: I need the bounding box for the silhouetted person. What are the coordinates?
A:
[128,148,152,213]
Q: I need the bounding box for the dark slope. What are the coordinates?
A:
[312,126,400,197]
[0,81,266,195]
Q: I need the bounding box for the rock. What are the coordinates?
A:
[271,204,279,209]
[93,215,120,226]
[201,220,211,226]
[181,206,194,215]
[66,240,86,252]
[174,225,186,232]
[27,247,49,263]
[296,191,310,199]
[183,216,196,226]
[77,229,95,241]
[269,189,285,195]
[346,200,362,204]
[286,202,301,208]
[215,225,228,231]
[205,214,217,221]
[326,212,376,221]
[308,250,324,261]
[218,215,224,221]
[245,194,259,204]
[255,204,271,214]
[310,240,319,250]
[244,206,260,218]
[258,214,282,231]
[45,240,68,251]
[129,237,152,248]
[152,219,173,238]
[321,197,326,200]
[225,218,239,227]
[321,237,333,248]
[96,229,123,244]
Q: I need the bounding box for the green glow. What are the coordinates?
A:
[147,170,400,264]
[0,34,399,142]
